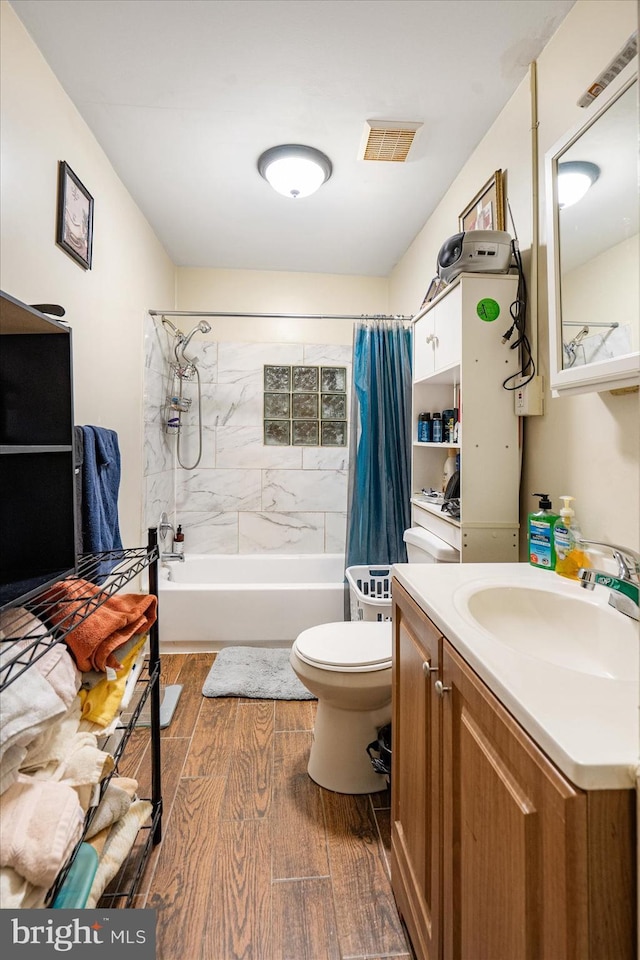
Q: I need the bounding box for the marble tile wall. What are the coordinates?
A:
[143,315,350,555]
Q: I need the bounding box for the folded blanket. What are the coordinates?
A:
[0,744,27,796]
[40,578,157,672]
[79,635,148,727]
[84,778,138,839]
[0,778,85,889]
[20,698,84,776]
[0,867,48,909]
[86,799,152,908]
[0,665,67,769]
[0,608,81,708]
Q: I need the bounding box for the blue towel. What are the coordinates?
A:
[80,425,124,581]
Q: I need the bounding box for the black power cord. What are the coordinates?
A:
[501,211,536,390]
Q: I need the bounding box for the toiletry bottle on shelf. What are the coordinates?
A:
[173,524,185,556]
[431,412,443,443]
[442,408,458,444]
[418,413,431,443]
[528,493,559,570]
[553,496,591,580]
[442,449,457,493]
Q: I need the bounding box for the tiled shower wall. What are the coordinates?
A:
[143,315,351,554]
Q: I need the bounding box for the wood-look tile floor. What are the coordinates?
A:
[114,653,414,960]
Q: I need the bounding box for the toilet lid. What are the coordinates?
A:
[293,621,392,672]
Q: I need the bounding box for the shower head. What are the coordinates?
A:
[176,319,212,369]
[181,320,211,351]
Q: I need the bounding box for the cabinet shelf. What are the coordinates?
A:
[0,545,159,688]
[413,441,460,449]
[0,444,73,454]
[0,536,163,909]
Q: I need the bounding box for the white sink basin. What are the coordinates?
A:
[454,584,638,681]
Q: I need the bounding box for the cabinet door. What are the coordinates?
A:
[432,284,461,373]
[414,313,436,381]
[391,582,441,960]
[440,640,590,960]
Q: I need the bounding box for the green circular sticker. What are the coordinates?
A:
[476,298,500,322]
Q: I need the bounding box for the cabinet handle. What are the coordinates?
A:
[425,333,439,346]
[423,660,438,675]
[435,680,451,696]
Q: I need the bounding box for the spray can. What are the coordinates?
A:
[418,413,431,442]
[431,413,443,443]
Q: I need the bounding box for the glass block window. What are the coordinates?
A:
[263,364,347,446]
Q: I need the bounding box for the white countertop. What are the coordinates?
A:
[392,562,639,790]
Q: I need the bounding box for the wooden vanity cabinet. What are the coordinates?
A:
[391,581,442,960]
[391,580,636,960]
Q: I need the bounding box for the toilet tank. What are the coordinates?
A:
[403,526,459,563]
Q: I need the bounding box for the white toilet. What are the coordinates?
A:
[290,620,393,794]
[290,526,459,795]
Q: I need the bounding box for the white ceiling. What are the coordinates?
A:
[10,0,576,276]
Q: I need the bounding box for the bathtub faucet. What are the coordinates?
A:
[161,550,185,563]
[158,512,185,562]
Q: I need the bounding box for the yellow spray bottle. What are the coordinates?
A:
[553,496,592,580]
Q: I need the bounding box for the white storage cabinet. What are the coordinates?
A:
[411,273,520,562]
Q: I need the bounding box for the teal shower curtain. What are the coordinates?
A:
[346,319,412,568]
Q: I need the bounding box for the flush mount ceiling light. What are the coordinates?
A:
[257,144,332,199]
[557,160,601,209]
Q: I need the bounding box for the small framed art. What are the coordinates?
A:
[56,161,94,269]
[459,169,505,232]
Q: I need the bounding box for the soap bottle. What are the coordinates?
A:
[553,496,591,580]
[528,493,559,570]
[173,524,185,556]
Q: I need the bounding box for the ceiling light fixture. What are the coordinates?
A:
[557,160,601,209]
[257,144,332,199]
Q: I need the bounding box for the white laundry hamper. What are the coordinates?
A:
[346,565,393,622]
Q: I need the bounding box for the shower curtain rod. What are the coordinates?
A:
[149,309,412,322]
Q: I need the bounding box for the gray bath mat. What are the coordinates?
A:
[202,646,316,700]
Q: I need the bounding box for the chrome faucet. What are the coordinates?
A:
[158,512,185,562]
[578,540,640,621]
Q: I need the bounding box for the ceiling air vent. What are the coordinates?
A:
[359,120,423,162]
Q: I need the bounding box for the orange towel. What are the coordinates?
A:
[41,579,157,673]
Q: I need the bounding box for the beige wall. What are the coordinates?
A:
[390,0,639,553]
[2,0,637,557]
[0,1,176,547]
[176,267,390,345]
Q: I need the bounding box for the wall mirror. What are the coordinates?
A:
[545,63,639,397]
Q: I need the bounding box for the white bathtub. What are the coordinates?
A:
[158,553,347,651]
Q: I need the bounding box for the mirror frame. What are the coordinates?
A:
[545,62,639,398]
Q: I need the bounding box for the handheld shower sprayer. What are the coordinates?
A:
[180,319,212,353]
[159,315,211,470]
[161,317,211,374]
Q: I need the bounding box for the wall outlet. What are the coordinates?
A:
[514,375,544,416]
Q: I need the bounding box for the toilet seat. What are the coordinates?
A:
[293,621,391,673]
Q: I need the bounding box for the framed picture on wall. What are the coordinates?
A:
[56,161,94,269]
[458,169,506,232]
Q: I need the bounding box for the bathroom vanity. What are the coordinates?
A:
[390,562,637,960]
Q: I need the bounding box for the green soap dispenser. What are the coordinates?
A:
[528,493,559,570]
